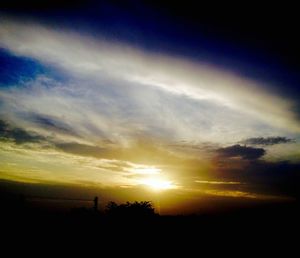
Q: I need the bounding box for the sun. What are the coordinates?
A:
[141,177,175,191]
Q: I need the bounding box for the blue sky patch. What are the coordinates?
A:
[0,49,66,87]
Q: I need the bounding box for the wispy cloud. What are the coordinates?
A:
[0,119,44,144]
[0,17,300,139]
[241,137,293,146]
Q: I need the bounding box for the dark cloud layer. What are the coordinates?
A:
[30,114,78,136]
[241,137,293,146]
[246,161,300,194]
[217,144,265,160]
[0,119,44,144]
[242,161,300,199]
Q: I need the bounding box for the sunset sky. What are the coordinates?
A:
[1,1,299,214]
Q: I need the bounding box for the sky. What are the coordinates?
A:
[0,1,300,214]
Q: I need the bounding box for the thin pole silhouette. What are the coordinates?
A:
[93,196,98,212]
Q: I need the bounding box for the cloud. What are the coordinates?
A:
[0,73,282,148]
[211,153,300,199]
[241,137,293,145]
[195,180,241,185]
[240,161,300,199]
[55,142,105,158]
[216,144,265,160]
[0,17,300,137]
[30,114,77,135]
[0,119,44,144]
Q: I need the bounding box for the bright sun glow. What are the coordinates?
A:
[141,178,175,191]
[131,167,161,175]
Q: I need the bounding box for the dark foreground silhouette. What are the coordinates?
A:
[1,193,299,254]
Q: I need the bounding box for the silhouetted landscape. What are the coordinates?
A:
[1,188,299,250]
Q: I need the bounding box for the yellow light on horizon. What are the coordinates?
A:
[140,177,175,191]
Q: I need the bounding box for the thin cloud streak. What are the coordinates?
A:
[195,180,242,185]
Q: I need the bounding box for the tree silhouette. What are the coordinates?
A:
[106,201,156,218]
